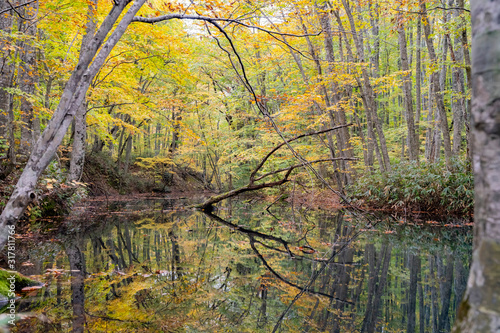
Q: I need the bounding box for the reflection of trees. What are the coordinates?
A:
[15,199,472,333]
[66,242,86,333]
[205,212,353,303]
[360,243,392,333]
[407,253,420,333]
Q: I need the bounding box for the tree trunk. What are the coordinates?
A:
[0,0,147,250]
[0,3,13,148]
[68,0,98,181]
[397,14,418,161]
[0,6,14,161]
[18,1,39,156]
[69,103,88,182]
[123,135,133,174]
[416,15,422,157]
[420,0,452,167]
[453,0,500,330]
[339,1,391,171]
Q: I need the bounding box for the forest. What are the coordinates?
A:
[1,0,495,332]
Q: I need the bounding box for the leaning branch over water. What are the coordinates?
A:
[204,212,354,303]
[193,125,355,209]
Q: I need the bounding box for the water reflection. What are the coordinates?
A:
[6,198,471,332]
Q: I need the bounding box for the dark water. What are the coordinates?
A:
[3,197,472,332]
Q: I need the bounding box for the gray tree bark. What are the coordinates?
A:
[0,0,147,250]
[397,14,418,161]
[457,0,472,161]
[420,0,453,167]
[69,0,98,182]
[453,0,500,330]
[0,4,14,158]
[416,16,422,157]
[18,1,40,156]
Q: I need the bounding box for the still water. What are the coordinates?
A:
[4,197,472,332]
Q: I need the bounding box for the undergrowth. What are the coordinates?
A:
[83,152,155,195]
[348,159,473,216]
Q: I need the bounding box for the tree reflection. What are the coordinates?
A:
[9,199,471,333]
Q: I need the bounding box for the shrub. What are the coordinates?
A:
[348,159,473,215]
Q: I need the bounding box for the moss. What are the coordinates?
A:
[0,269,42,297]
[456,295,470,323]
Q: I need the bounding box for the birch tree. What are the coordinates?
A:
[453,0,500,331]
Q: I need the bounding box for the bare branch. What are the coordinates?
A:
[249,125,353,183]
[392,6,470,14]
[86,103,136,112]
[133,13,321,37]
[2,0,38,19]
[254,157,357,182]
[204,212,355,303]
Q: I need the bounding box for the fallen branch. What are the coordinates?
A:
[193,169,293,209]
[249,125,353,184]
[192,126,354,209]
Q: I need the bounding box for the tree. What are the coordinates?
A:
[453,0,500,331]
[0,0,147,250]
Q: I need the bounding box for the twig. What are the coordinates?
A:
[2,0,38,18]
[392,6,470,14]
[133,14,321,37]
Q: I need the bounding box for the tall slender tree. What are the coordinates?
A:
[453,0,500,331]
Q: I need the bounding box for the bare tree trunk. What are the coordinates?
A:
[415,15,422,158]
[69,103,88,182]
[453,0,500,330]
[450,36,466,155]
[397,14,418,161]
[18,2,39,156]
[123,135,133,174]
[420,0,452,167]
[340,1,391,171]
[425,74,434,161]
[0,6,14,159]
[169,107,180,156]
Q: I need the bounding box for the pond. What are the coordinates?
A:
[2,196,472,332]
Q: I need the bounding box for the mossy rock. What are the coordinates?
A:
[0,269,42,301]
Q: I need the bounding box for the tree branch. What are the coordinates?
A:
[133,14,321,37]
[3,0,38,19]
[253,158,357,182]
[249,124,353,183]
[392,6,470,14]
